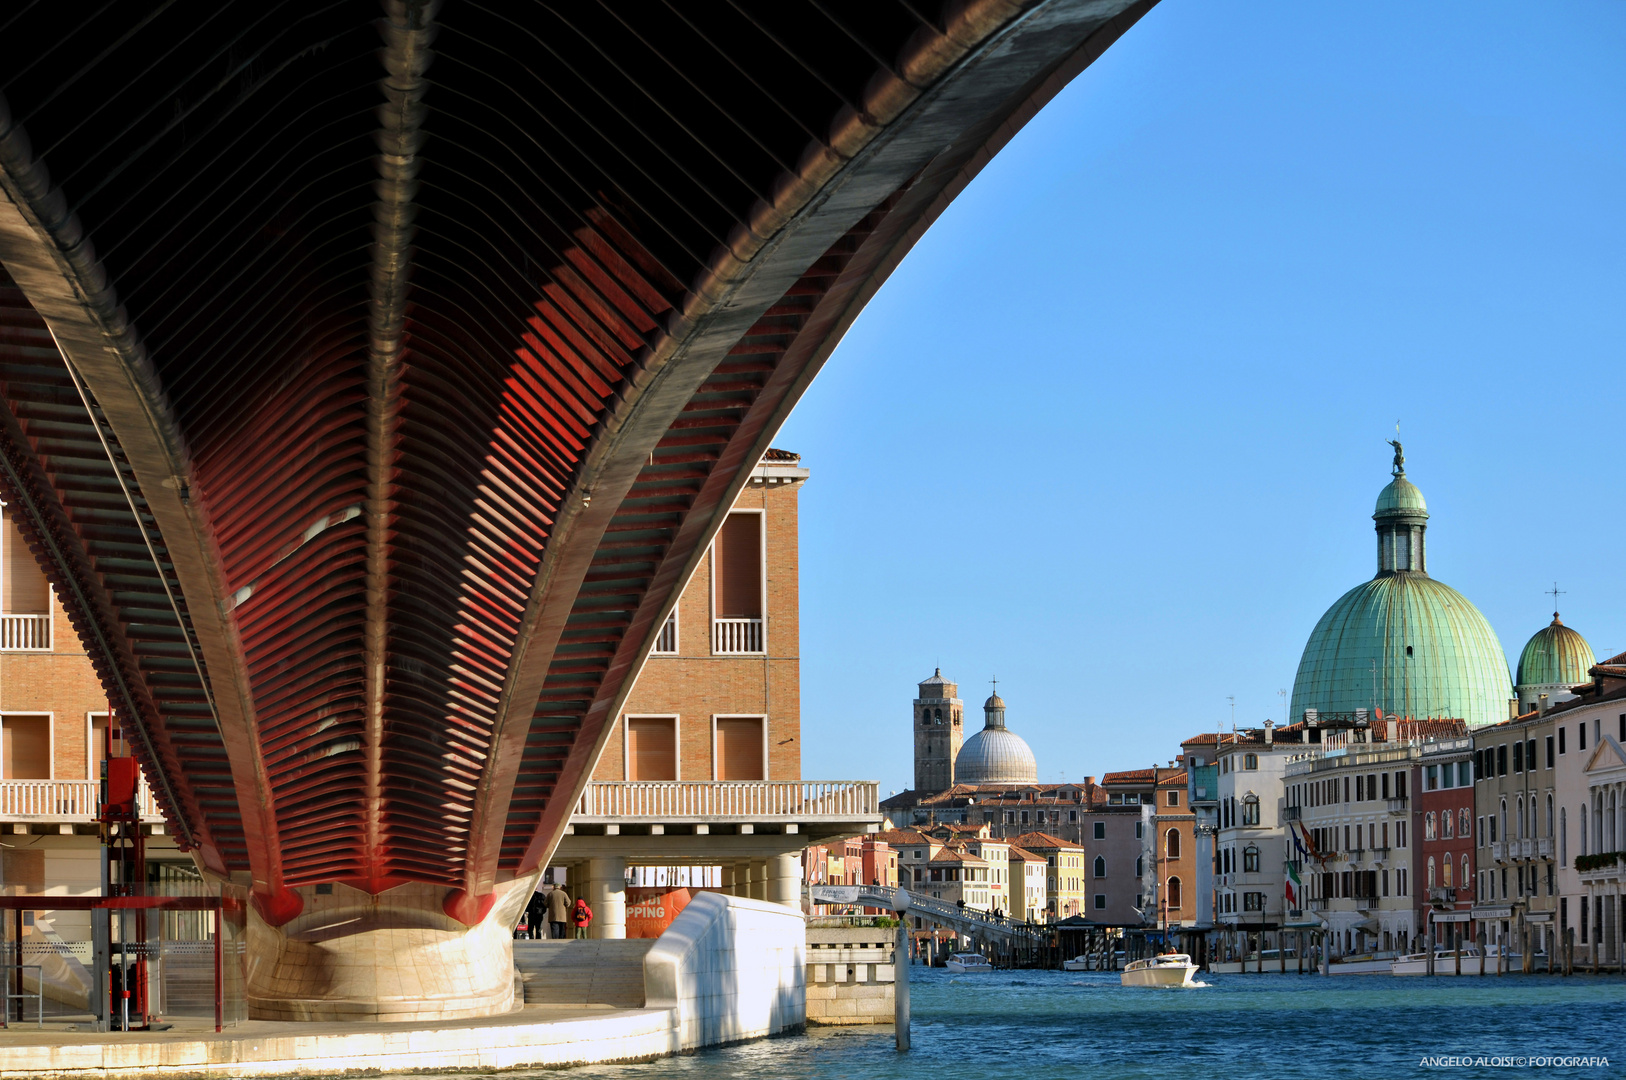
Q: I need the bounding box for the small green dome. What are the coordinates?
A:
[1516,614,1595,687]
[1291,574,1511,727]
[1375,476,1428,519]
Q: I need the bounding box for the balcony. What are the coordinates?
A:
[1576,852,1624,884]
[1490,841,1508,863]
[1427,887,1457,905]
[573,780,879,830]
[0,612,51,651]
[712,617,763,654]
[1536,837,1554,859]
[1385,797,1409,814]
[1282,806,1301,822]
[0,779,162,823]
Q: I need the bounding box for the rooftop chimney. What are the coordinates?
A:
[1539,693,1549,716]
[1263,720,1274,745]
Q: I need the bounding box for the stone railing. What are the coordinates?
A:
[1536,837,1554,859]
[711,617,763,654]
[1385,797,1409,814]
[1490,841,1508,863]
[0,612,51,651]
[576,780,879,823]
[0,778,163,822]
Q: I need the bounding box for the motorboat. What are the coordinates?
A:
[1392,944,1519,976]
[1209,948,1299,974]
[945,952,995,973]
[1062,955,1094,971]
[1120,952,1199,988]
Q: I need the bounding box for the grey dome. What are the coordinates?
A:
[957,727,1038,784]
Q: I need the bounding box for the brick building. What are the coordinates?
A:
[1,502,178,909]
[594,450,807,783]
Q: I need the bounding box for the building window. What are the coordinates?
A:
[1239,845,1257,873]
[1094,894,1106,910]
[1425,811,1437,841]
[2,714,51,779]
[1165,828,1181,860]
[1166,877,1182,909]
[1136,856,1143,877]
[712,511,763,653]
[1135,821,1144,839]
[713,715,766,781]
[1244,754,1258,770]
[652,610,678,654]
[1243,891,1265,911]
[1094,856,1106,878]
[1093,821,1105,840]
[1241,797,1260,826]
[1167,790,1179,807]
[626,716,678,780]
[1,508,53,652]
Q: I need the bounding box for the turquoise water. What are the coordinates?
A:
[555,969,1624,1080]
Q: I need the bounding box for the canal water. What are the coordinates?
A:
[519,969,1622,1080]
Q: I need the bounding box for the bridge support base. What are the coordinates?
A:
[245,876,537,1022]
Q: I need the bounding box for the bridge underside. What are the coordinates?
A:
[0,0,1151,1017]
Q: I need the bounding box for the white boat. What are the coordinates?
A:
[1391,945,1519,976]
[1062,955,1094,971]
[1120,952,1199,988]
[945,952,995,973]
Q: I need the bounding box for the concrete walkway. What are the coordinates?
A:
[0,1003,684,1078]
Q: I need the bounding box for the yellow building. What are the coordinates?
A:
[1011,831,1087,921]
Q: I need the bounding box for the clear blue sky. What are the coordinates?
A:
[779,1,1626,793]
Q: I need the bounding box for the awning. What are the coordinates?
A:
[1525,912,1553,924]
[1353,918,1380,932]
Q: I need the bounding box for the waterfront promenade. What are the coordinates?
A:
[0,1004,680,1078]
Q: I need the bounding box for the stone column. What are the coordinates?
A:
[769,853,801,908]
[588,856,627,939]
[720,864,736,896]
[733,861,753,898]
[750,860,769,902]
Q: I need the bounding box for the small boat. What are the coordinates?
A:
[1120,952,1199,988]
[945,952,995,973]
[1061,955,1094,971]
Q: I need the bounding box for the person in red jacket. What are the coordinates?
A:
[573,896,593,939]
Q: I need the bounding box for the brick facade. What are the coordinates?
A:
[594,456,805,782]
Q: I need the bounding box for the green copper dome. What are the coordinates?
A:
[1515,614,1595,687]
[1290,448,1512,728]
[1375,476,1428,518]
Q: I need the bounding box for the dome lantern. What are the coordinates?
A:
[1374,439,1429,575]
[955,684,1037,784]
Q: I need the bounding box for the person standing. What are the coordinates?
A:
[573,896,593,939]
[547,886,571,940]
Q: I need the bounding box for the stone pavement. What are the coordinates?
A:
[0,1002,683,1078]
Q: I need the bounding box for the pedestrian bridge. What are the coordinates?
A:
[0,0,1153,1018]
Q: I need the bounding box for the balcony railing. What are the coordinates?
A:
[0,613,51,651]
[1536,837,1554,859]
[575,780,879,822]
[1282,806,1301,822]
[0,779,162,822]
[1427,887,1457,904]
[712,617,763,654]
[1490,841,1508,863]
[1385,797,1409,814]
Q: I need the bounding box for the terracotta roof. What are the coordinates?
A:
[1102,768,1186,785]
[930,847,987,865]
[762,448,800,462]
[872,829,933,847]
[1007,845,1046,863]
[1007,831,1080,851]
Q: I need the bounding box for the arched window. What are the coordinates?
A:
[1165,828,1181,860]
[1242,795,1260,826]
[1546,794,1554,838]
[1424,812,1436,841]
[1166,877,1182,909]
[1427,856,1436,889]
[1442,854,1453,887]
[934,708,943,724]
[1094,855,1106,878]
[1461,856,1470,891]
[1516,796,1525,839]
[1242,845,1259,873]
[1560,807,1567,866]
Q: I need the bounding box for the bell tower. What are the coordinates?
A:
[913,669,963,794]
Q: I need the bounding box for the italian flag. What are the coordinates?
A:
[1285,859,1301,908]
